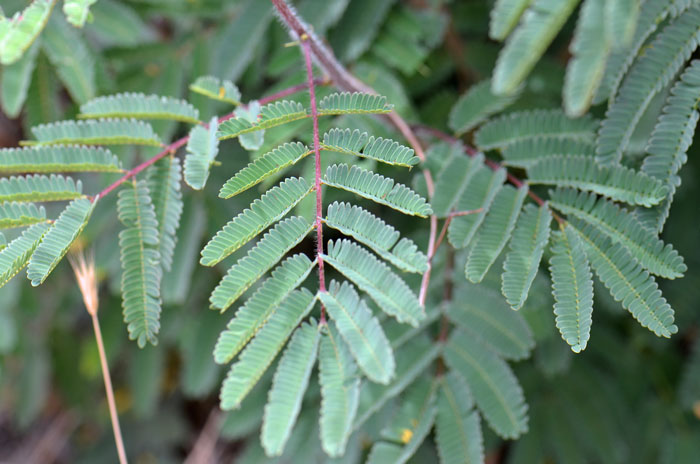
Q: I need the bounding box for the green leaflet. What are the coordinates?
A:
[117,180,162,348]
[436,373,484,464]
[431,152,482,218]
[448,165,506,249]
[448,80,520,135]
[492,0,581,95]
[570,217,678,338]
[189,76,242,105]
[0,146,121,173]
[321,128,419,167]
[563,0,611,117]
[0,0,53,65]
[210,217,313,312]
[147,156,183,272]
[41,14,95,104]
[213,254,315,363]
[527,155,667,207]
[323,239,424,327]
[466,185,527,283]
[0,222,49,288]
[447,283,534,361]
[324,202,427,273]
[596,6,700,165]
[594,0,669,104]
[324,164,432,217]
[604,0,639,50]
[27,197,95,286]
[501,137,595,169]
[319,280,395,384]
[1,40,39,118]
[0,174,82,203]
[0,232,5,251]
[0,202,46,229]
[79,93,200,123]
[63,0,97,27]
[220,289,316,410]
[200,177,312,266]
[366,401,437,464]
[502,203,552,309]
[549,188,686,279]
[475,109,598,150]
[26,119,161,147]
[444,331,528,439]
[318,323,360,458]
[354,336,441,429]
[489,0,532,40]
[317,92,393,115]
[261,320,320,457]
[184,117,219,190]
[549,227,594,353]
[219,142,312,198]
[638,59,700,232]
[217,100,308,140]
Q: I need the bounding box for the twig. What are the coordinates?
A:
[69,251,128,464]
[184,410,222,464]
[91,80,322,202]
[301,35,327,323]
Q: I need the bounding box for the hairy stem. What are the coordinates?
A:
[91,80,321,202]
[301,36,327,322]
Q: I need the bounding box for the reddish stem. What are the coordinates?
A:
[90,81,321,202]
[301,37,327,322]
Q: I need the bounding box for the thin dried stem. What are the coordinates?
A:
[69,251,128,464]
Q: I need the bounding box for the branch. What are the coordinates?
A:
[91,80,322,202]
[300,36,327,322]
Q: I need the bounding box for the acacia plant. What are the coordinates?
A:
[1,0,699,462]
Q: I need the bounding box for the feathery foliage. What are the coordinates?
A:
[324,202,427,273]
[0,146,121,173]
[321,128,419,167]
[146,156,183,272]
[323,239,424,327]
[117,181,162,348]
[261,320,320,456]
[189,76,242,106]
[0,174,82,203]
[318,92,393,115]
[435,373,484,464]
[527,155,667,207]
[549,188,686,279]
[570,218,678,338]
[549,226,594,353]
[0,202,46,229]
[200,177,311,266]
[0,0,53,65]
[502,203,552,309]
[217,100,307,140]
[449,80,521,135]
[79,93,200,123]
[184,117,219,190]
[219,142,311,198]
[210,217,312,312]
[501,137,595,169]
[324,164,432,217]
[0,222,48,288]
[444,331,528,439]
[489,0,532,41]
[27,119,162,147]
[213,254,315,362]
[596,6,700,165]
[492,0,580,95]
[62,0,97,28]
[465,185,528,283]
[319,280,395,384]
[475,109,598,150]
[27,197,94,286]
[220,289,316,410]
[318,323,360,458]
